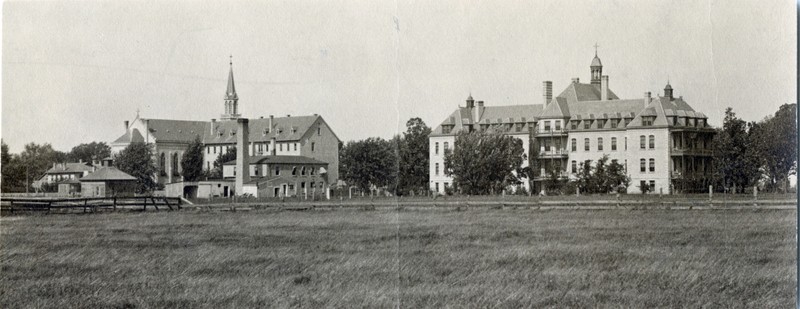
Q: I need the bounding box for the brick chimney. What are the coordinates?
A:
[124,120,129,133]
[473,101,484,124]
[644,91,652,108]
[542,81,552,105]
[235,118,250,196]
[210,119,216,135]
[601,75,609,101]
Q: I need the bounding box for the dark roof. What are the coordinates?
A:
[431,104,544,135]
[222,155,328,166]
[556,82,620,102]
[591,56,602,67]
[80,167,137,182]
[204,115,326,144]
[145,119,207,143]
[45,163,94,174]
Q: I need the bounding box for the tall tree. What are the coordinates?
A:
[1,141,26,192]
[340,137,398,193]
[16,143,67,190]
[759,104,797,192]
[114,142,159,193]
[444,129,526,195]
[397,118,431,195]
[712,108,761,192]
[180,136,204,182]
[211,147,236,179]
[69,142,111,163]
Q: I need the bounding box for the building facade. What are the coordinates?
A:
[429,52,715,194]
[111,60,341,188]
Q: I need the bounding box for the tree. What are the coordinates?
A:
[1,141,26,192]
[397,118,431,195]
[211,147,236,179]
[340,137,398,193]
[543,160,565,194]
[444,129,526,195]
[68,142,111,163]
[571,155,629,194]
[712,108,761,193]
[758,104,797,192]
[15,142,68,191]
[180,136,204,181]
[114,142,159,193]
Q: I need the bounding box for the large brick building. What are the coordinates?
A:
[429,51,715,194]
[111,60,341,189]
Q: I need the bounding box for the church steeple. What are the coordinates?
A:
[590,43,603,86]
[222,56,241,120]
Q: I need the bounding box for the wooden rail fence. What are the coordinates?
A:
[0,196,181,214]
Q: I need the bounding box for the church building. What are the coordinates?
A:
[429,50,715,195]
[111,59,341,194]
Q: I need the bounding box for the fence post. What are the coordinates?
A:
[753,185,758,207]
[113,197,117,211]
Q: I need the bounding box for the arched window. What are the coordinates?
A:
[301,166,306,175]
[571,160,577,173]
[435,142,439,155]
[292,166,297,176]
[571,138,577,152]
[275,166,280,176]
[172,153,179,176]
[640,158,646,173]
[649,135,655,149]
[597,137,603,151]
[159,153,166,176]
[584,138,590,151]
[640,135,646,149]
[611,137,617,151]
[649,158,655,172]
[435,163,440,175]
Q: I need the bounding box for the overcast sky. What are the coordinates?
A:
[2,0,796,152]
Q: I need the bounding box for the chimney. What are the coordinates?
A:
[210,119,216,135]
[571,78,580,84]
[269,115,274,131]
[542,81,552,105]
[644,92,652,108]
[270,137,277,156]
[235,118,250,196]
[53,162,56,168]
[474,101,485,124]
[601,75,609,101]
[124,120,129,133]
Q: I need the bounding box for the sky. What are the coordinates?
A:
[2,0,796,153]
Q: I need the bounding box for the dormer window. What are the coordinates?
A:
[263,128,269,135]
[571,121,579,130]
[642,116,656,126]
[610,119,619,128]
[597,119,606,128]
[217,131,223,137]
[230,130,236,136]
[544,121,551,132]
[584,120,592,129]
[624,118,632,127]
[278,128,283,134]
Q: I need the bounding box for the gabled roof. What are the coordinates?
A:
[539,97,569,118]
[566,99,644,121]
[45,163,94,175]
[222,155,328,166]
[112,128,145,144]
[143,119,207,143]
[556,82,620,102]
[431,104,544,135]
[204,115,323,144]
[80,167,137,182]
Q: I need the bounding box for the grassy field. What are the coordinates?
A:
[0,208,795,308]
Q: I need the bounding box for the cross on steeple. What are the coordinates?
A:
[229,55,233,66]
[136,108,140,118]
[593,43,599,56]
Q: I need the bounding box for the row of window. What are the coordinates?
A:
[569,159,622,174]
[234,165,319,177]
[433,142,450,155]
[206,142,313,155]
[433,182,450,192]
[434,162,449,176]
[564,135,656,152]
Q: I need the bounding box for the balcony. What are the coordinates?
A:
[670,148,712,156]
[535,128,569,136]
[670,171,711,179]
[533,172,571,181]
[537,149,569,158]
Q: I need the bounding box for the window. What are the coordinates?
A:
[642,116,655,126]
[318,127,321,135]
[292,166,297,176]
[611,119,619,128]
[280,144,283,151]
[640,159,646,173]
[294,143,298,151]
[311,167,316,175]
[649,158,655,172]
[258,143,263,153]
[649,180,656,191]
[597,119,606,128]
[640,135,646,149]
[435,183,439,192]
[624,118,632,127]
[444,142,449,153]
[435,142,439,155]
[263,128,269,136]
[555,120,561,131]
[649,135,655,149]
[159,153,166,176]
[311,142,315,152]
[571,160,577,173]
[611,137,617,151]
[515,123,523,132]
[584,120,591,129]
[597,138,603,151]
[213,146,216,154]
[571,139,577,152]
[544,121,551,132]
[544,139,551,152]
[571,121,578,130]
[672,117,678,126]
[435,163,440,175]
[584,138,590,151]
[207,147,210,154]
[275,166,280,176]
[301,166,306,175]
[640,180,647,193]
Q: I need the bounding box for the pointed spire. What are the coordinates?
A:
[225,55,238,100]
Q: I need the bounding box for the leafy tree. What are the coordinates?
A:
[180,136,204,181]
[114,142,159,193]
[211,147,236,179]
[397,118,431,195]
[340,137,398,193]
[444,129,526,195]
[68,142,111,163]
[758,104,797,192]
[572,155,628,194]
[14,143,68,190]
[1,141,26,192]
[712,108,761,193]
[543,160,565,194]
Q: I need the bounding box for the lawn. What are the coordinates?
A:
[0,208,795,308]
